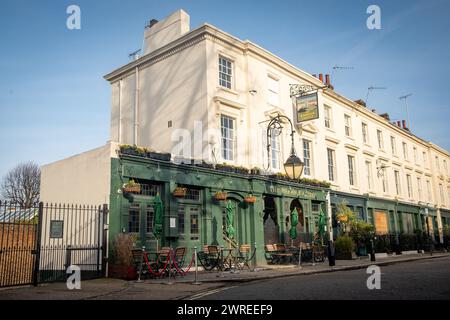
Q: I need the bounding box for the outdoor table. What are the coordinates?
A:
[220,248,238,271]
[271,252,293,264]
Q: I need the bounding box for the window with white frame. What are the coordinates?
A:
[444,159,448,174]
[447,186,450,203]
[267,76,279,107]
[303,139,312,176]
[435,156,440,171]
[270,129,280,170]
[394,170,401,195]
[439,184,444,203]
[377,130,384,150]
[417,177,423,200]
[219,56,232,89]
[324,105,332,129]
[344,115,352,137]
[365,161,373,190]
[390,136,397,155]
[381,167,388,193]
[221,115,235,161]
[423,151,428,167]
[427,180,432,202]
[362,122,369,144]
[327,148,336,182]
[413,147,418,164]
[403,142,408,161]
[348,155,356,186]
[406,174,413,199]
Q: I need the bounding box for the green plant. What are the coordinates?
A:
[111,233,136,267]
[349,219,374,244]
[334,234,355,258]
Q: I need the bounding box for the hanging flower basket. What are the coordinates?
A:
[173,187,187,197]
[123,180,141,194]
[244,196,257,203]
[337,214,348,223]
[214,192,227,201]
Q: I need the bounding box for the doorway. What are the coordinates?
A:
[263,196,279,245]
[289,199,306,245]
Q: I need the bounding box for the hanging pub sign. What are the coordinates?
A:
[296,92,319,123]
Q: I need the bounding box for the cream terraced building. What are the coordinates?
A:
[42,10,450,251]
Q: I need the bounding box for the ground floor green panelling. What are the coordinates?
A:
[108,156,446,266]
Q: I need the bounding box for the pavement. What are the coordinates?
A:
[0,252,448,300]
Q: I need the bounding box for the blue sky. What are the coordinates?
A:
[0,0,449,180]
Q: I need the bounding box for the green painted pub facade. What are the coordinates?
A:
[109,154,329,265]
[108,154,448,266]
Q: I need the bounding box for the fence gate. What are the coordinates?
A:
[0,201,108,288]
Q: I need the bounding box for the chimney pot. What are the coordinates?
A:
[325,74,330,86]
[402,120,406,129]
[149,19,159,28]
[397,121,401,127]
[319,74,323,82]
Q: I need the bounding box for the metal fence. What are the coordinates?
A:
[0,201,108,288]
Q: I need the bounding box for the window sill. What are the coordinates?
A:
[217,86,239,96]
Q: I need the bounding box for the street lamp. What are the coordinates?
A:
[266,114,304,179]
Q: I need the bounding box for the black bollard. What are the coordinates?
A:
[327,240,335,266]
[370,239,376,262]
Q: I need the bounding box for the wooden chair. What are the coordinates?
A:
[272,243,293,263]
[265,244,278,264]
[236,244,252,270]
[197,245,220,271]
[174,247,186,268]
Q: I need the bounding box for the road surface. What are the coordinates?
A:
[194,256,450,300]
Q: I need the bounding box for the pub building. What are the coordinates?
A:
[41,10,450,266]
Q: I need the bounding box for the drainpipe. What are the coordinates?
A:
[437,207,443,244]
[326,190,335,266]
[134,66,139,145]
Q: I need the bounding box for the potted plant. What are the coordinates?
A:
[244,195,257,203]
[349,219,374,256]
[195,160,214,169]
[214,191,227,201]
[334,235,355,260]
[108,233,137,280]
[173,187,187,197]
[216,163,234,173]
[123,180,141,194]
[250,167,262,175]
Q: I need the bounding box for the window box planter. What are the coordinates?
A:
[214,192,227,201]
[234,167,249,175]
[244,196,257,203]
[195,161,214,169]
[216,164,234,173]
[146,151,171,161]
[119,145,146,157]
[173,187,187,197]
[250,168,262,175]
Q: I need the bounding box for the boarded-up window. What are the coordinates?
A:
[374,210,388,235]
